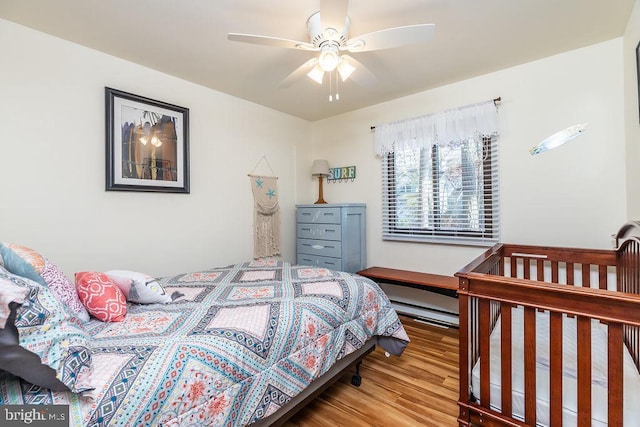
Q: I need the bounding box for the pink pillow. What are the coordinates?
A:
[75,271,126,322]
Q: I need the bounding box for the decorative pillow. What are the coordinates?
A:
[0,265,93,392]
[0,243,90,322]
[105,270,172,304]
[103,272,132,299]
[75,272,127,322]
[0,278,29,328]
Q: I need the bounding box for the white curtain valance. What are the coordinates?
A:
[374,99,499,156]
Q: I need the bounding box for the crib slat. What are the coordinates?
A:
[536,260,543,282]
[577,316,592,425]
[599,265,607,290]
[479,299,491,409]
[524,258,530,280]
[500,303,512,417]
[551,260,559,283]
[608,323,623,427]
[567,262,574,285]
[471,299,478,373]
[549,312,563,426]
[510,257,517,278]
[523,307,536,425]
[582,264,591,287]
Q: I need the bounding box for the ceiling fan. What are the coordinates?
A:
[228,0,435,100]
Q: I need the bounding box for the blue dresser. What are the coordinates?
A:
[296,203,366,273]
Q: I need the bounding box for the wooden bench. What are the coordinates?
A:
[357,266,458,298]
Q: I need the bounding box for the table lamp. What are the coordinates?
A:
[311,159,330,204]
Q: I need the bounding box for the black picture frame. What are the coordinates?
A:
[105,87,190,193]
[637,41,640,124]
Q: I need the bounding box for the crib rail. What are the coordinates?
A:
[457,237,640,427]
[616,233,640,374]
[463,244,617,288]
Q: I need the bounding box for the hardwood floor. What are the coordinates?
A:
[284,316,459,426]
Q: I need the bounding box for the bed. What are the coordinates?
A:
[456,221,640,426]
[0,255,409,427]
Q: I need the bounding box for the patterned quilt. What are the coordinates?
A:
[0,260,409,426]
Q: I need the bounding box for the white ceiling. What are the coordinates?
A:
[0,0,635,121]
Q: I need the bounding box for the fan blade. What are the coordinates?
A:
[279,58,319,88]
[320,0,349,34]
[228,33,316,51]
[345,24,435,52]
[341,55,377,87]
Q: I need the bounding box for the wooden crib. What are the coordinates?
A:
[456,221,640,426]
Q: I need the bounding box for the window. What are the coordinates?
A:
[376,100,500,246]
[382,135,498,245]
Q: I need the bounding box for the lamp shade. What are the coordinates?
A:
[307,64,324,84]
[311,159,330,176]
[337,59,355,81]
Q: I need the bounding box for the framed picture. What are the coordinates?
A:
[105,87,190,193]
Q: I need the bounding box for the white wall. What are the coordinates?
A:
[0,19,311,277]
[310,39,627,275]
[1,18,631,281]
[624,0,640,219]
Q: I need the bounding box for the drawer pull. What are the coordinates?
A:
[312,244,324,250]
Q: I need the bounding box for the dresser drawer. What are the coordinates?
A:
[297,238,341,258]
[297,223,341,241]
[296,207,341,224]
[296,254,342,270]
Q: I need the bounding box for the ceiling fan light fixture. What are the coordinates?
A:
[227,1,435,98]
[337,59,355,81]
[318,45,340,72]
[307,64,325,84]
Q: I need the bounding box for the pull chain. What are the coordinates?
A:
[327,71,341,102]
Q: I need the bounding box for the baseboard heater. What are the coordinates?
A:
[390,300,459,328]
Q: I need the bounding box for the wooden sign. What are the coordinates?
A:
[328,166,356,183]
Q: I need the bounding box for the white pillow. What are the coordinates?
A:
[104,270,171,304]
[0,277,29,328]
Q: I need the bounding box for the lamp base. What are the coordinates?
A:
[314,176,327,204]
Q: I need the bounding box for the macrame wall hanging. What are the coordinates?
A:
[248,156,280,259]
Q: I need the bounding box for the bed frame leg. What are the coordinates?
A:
[351,361,362,387]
